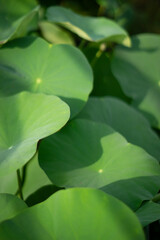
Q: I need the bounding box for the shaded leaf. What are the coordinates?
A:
[39,119,160,188]
[101,176,160,211]
[90,53,130,100]
[111,34,160,128]
[136,201,160,227]
[78,97,160,161]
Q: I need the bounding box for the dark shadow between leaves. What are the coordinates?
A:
[25,184,64,207]
[1,36,37,49]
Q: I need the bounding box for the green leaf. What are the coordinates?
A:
[0,188,145,240]
[0,194,27,223]
[111,34,160,128]
[0,37,93,117]
[101,176,160,210]
[86,50,131,101]
[78,97,160,161]
[0,92,70,176]
[22,153,52,199]
[39,119,160,188]
[136,201,160,227]
[0,172,17,195]
[39,21,75,45]
[0,153,52,198]
[0,153,51,198]
[46,6,128,43]
[25,185,63,207]
[0,0,39,44]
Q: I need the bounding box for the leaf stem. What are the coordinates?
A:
[79,39,86,50]
[17,169,24,200]
[91,43,107,67]
[97,5,105,16]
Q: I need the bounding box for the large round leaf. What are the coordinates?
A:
[0,194,27,223]
[0,0,39,44]
[39,119,160,188]
[78,97,160,161]
[0,188,145,240]
[0,37,93,117]
[46,6,128,43]
[0,92,70,176]
[111,34,160,128]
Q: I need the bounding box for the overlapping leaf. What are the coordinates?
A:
[111,34,160,128]
[136,201,160,227]
[0,153,52,200]
[39,21,75,45]
[78,97,160,161]
[0,92,70,176]
[22,153,52,199]
[0,37,93,117]
[101,176,160,210]
[0,194,27,223]
[0,0,39,44]
[39,119,160,188]
[90,53,129,100]
[0,188,145,240]
[46,6,128,44]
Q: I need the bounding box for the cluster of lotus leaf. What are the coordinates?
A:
[0,0,160,239]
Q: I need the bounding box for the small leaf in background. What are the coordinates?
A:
[39,119,160,188]
[46,6,128,43]
[78,97,160,162]
[39,21,75,45]
[111,34,160,129]
[136,201,160,227]
[0,37,93,117]
[0,0,39,44]
[0,194,27,223]
[0,188,145,240]
[0,92,70,176]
